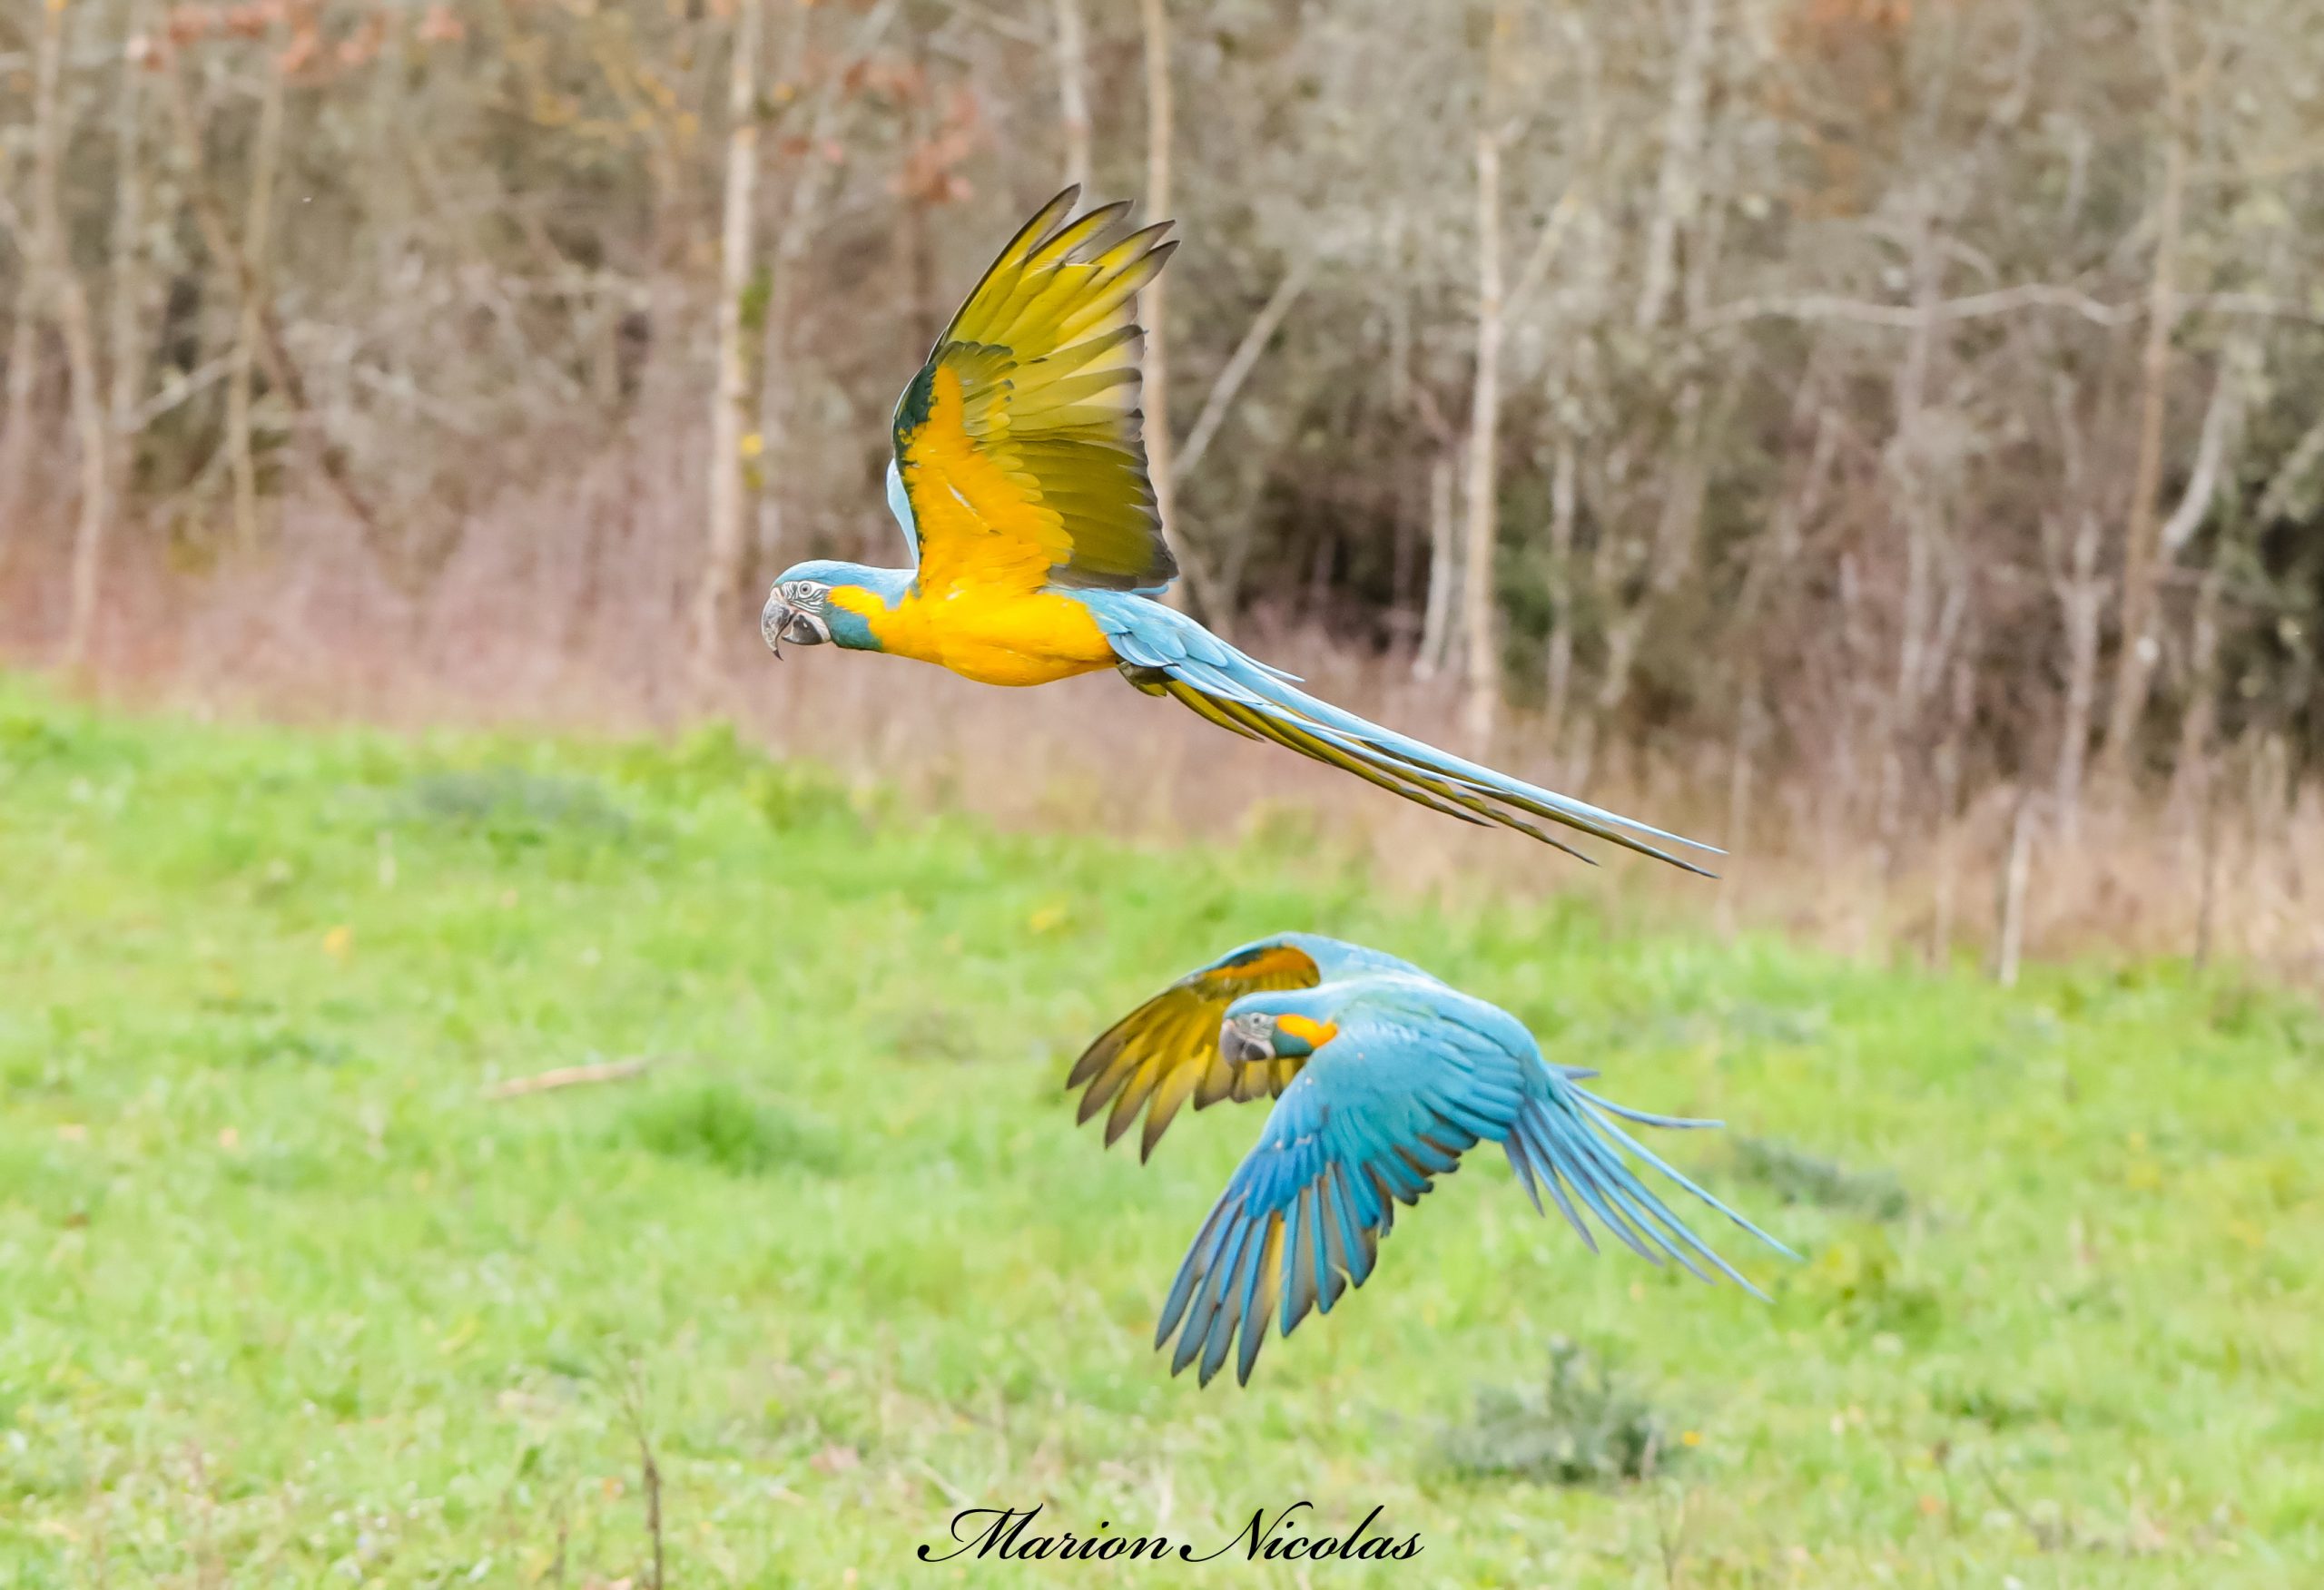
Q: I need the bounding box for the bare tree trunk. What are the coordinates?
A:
[1542,437,1578,749]
[1589,384,1709,760]
[2158,347,2243,561]
[2,13,75,550]
[696,0,764,685]
[1993,790,2036,986]
[1052,0,1091,194]
[56,344,109,666]
[0,239,39,543]
[1928,657,1974,967]
[1634,0,1716,333]
[2101,0,2188,779]
[1177,259,1309,482]
[2052,514,2104,834]
[1719,381,1837,902]
[1388,467,1422,654]
[1831,549,1871,826]
[1460,128,1503,746]
[1167,257,1310,633]
[163,61,381,543]
[1139,0,1183,606]
[2171,551,2225,826]
[1414,448,1458,680]
[108,0,156,521]
[1713,688,1765,939]
[2158,339,2252,820]
[228,37,287,554]
[901,25,936,357]
[1876,199,1944,872]
[2191,774,2221,968]
[2255,408,2324,526]
[751,0,897,564]
[30,0,112,666]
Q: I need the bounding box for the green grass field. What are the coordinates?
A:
[3,679,2319,1587]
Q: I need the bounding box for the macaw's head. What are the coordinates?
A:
[1219,988,1344,1066]
[761,562,911,656]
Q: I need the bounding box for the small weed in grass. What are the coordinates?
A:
[881,1003,984,1064]
[613,721,863,831]
[746,762,865,832]
[1729,1134,1910,1222]
[1793,1224,1946,1341]
[397,767,632,842]
[621,1082,843,1177]
[1441,1337,1681,1486]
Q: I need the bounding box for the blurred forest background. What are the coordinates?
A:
[3,0,2322,977]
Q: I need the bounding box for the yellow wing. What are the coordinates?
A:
[891,188,1179,598]
[1066,941,1320,1162]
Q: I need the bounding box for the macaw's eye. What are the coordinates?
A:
[784,582,828,611]
[1220,1012,1276,1065]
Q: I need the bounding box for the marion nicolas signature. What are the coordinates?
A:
[917,1501,1422,1565]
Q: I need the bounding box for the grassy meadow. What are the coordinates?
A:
[1,678,2319,1586]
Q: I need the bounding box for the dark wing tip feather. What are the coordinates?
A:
[1024,185,1083,245]
[1061,197,1134,249]
[1068,941,1323,1158]
[1064,1038,1113,1091]
[1138,1108,1172,1163]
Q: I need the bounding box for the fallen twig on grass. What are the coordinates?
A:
[911,1457,972,1507]
[484,1056,672,1100]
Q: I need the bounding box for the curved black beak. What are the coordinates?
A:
[1219,1017,1273,1068]
[761,594,830,656]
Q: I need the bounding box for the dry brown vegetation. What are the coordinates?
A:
[3,0,2320,983]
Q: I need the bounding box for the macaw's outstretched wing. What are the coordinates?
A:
[1154,994,1793,1388]
[891,188,1179,598]
[1154,1009,1529,1388]
[1067,934,1422,1162]
[1079,592,1721,874]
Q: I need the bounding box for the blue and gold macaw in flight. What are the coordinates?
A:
[1068,934,1791,1387]
[761,190,1716,871]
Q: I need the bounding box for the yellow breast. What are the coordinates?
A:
[841,584,1118,688]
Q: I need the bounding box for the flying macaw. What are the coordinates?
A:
[1066,934,1791,1387]
[759,190,1716,872]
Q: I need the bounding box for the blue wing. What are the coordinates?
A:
[1153,991,1793,1388]
[1155,1008,1529,1388]
[1077,591,1718,873]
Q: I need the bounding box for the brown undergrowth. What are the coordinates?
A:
[4,502,2318,990]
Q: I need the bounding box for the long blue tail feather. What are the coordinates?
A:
[1572,1097,1800,1262]
[1081,591,1717,871]
[1506,1079,1794,1300]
